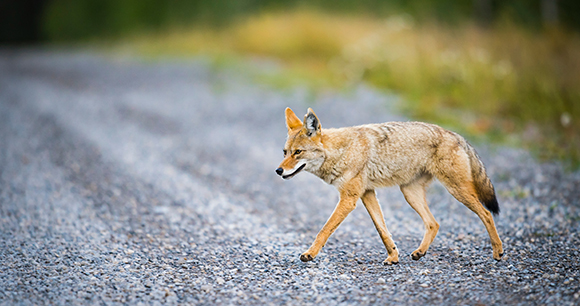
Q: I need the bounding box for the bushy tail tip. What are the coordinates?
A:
[466,143,500,215]
[481,191,500,215]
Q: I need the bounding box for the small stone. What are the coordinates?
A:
[216,277,225,285]
[376,277,386,284]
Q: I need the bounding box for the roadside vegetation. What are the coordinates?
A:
[43,1,580,168]
[118,11,580,168]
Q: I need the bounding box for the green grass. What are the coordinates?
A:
[117,10,580,168]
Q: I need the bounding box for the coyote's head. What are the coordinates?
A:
[276,107,325,179]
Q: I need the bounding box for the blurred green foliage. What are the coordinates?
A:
[43,0,580,40]
[26,0,580,167]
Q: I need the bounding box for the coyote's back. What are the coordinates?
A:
[325,121,499,215]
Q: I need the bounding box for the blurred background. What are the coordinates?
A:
[2,0,579,167]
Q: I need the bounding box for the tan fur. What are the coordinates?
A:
[277,108,504,264]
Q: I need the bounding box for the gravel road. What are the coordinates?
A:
[1,50,579,305]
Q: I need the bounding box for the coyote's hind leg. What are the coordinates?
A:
[433,151,503,260]
[400,174,439,261]
[442,182,504,260]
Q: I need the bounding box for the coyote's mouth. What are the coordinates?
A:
[282,163,306,180]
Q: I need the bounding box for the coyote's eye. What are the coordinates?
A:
[294,149,303,155]
[283,149,288,156]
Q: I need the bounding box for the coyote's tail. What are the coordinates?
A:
[465,143,500,215]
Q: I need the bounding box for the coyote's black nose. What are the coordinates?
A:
[275,168,284,176]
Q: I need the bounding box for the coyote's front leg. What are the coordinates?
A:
[360,190,399,265]
[300,177,362,262]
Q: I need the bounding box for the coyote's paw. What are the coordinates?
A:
[383,249,399,265]
[300,253,315,262]
[383,258,399,265]
[493,250,504,261]
[411,250,427,261]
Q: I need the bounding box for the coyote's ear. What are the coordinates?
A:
[303,108,321,137]
[285,107,303,131]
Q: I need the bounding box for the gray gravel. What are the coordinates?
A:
[1,49,579,305]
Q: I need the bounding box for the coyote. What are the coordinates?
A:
[276,108,503,264]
